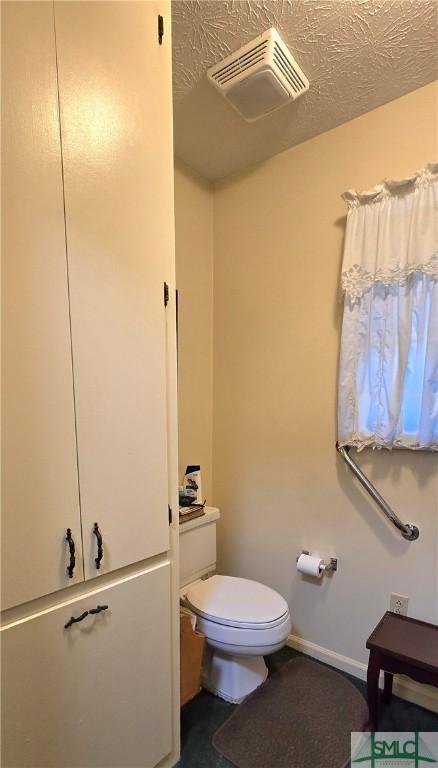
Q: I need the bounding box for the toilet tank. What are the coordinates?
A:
[179,507,220,587]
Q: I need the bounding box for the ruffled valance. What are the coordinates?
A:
[341,162,438,302]
[342,162,438,208]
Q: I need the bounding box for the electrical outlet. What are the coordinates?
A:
[390,593,409,615]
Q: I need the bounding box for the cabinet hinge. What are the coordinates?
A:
[168,505,172,525]
[158,15,164,45]
[164,282,169,307]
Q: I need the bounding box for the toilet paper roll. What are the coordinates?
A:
[297,553,324,579]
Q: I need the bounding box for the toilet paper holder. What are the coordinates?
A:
[297,550,338,573]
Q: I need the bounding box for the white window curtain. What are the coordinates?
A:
[338,162,438,451]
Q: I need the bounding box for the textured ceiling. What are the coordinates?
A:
[172,0,438,181]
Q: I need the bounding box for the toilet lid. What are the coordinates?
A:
[185,575,289,629]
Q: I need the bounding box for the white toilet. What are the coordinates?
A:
[180,507,291,703]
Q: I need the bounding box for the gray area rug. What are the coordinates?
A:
[213,657,368,768]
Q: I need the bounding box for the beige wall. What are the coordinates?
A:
[174,160,214,501]
[212,82,438,667]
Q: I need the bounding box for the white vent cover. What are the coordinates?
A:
[207,28,309,122]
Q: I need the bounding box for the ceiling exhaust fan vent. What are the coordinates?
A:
[210,40,269,86]
[207,28,309,122]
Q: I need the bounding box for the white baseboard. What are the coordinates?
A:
[287,633,438,715]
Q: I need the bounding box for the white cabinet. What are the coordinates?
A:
[2,0,174,605]
[54,0,172,579]
[1,3,178,765]
[1,563,173,768]
[1,1,83,610]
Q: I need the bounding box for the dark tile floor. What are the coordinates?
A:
[178,647,438,768]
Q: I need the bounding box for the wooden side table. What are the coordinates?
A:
[366,611,438,731]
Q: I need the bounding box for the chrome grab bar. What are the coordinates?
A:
[336,443,419,541]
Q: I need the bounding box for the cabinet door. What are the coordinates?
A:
[54,1,172,579]
[1,1,83,609]
[1,563,173,768]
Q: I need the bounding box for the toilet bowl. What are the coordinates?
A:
[182,573,291,703]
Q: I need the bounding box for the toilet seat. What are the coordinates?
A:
[185,574,289,629]
[185,575,291,656]
[195,611,291,656]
